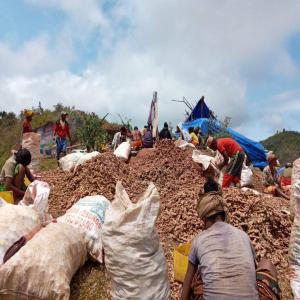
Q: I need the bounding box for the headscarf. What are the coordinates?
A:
[197,191,229,221]
[267,152,276,163]
[24,109,33,117]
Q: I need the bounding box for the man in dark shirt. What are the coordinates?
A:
[159,122,172,140]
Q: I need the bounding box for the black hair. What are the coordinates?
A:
[188,127,194,133]
[120,126,127,132]
[206,211,226,222]
[15,148,31,166]
[204,178,219,193]
[164,122,168,128]
[134,126,138,130]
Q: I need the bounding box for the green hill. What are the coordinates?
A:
[0,104,120,168]
[261,130,300,164]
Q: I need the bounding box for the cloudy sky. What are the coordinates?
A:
[0,0,300,140]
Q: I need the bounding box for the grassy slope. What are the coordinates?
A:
[261,130,300,164]
[0,107,120,169]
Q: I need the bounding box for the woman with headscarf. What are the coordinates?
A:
[22,109,33,134]
[263,153,289,199]
[181,178,281,300]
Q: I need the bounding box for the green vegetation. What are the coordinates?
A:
[261,130,300,164]
[0,103,120,169]
[0,112,21,167]
[78,113,109,151]
[39,157,58,172]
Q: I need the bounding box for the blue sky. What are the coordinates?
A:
[0,0,300,141]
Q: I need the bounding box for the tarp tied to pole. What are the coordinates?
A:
[185,97,211,122]
[182,97,267,169]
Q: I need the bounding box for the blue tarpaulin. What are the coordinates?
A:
[186,98,211,121]
[182,118,267,168]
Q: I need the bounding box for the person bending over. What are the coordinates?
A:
[206,136,245,188]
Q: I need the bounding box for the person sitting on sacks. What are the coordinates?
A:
[188,127,199,146]
[159,122,172,140]
[142,125,154,148]
[0,148,35,203]
[279,162,292,195]
[206,136,245,188]
[132,126,142,150]
[112,126,127,151]
[194,126,205,149]
[181,178,281,300]
[263,153,289,200]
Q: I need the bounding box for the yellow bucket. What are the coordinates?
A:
[0,191,14,204]
[174,242,191,283]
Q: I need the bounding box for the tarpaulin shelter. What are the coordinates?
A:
[185,97,214,122]
[182,100,267,168]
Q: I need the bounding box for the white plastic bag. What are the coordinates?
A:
[19,180,52,225]
[0,204,40,263]
[114,141,131,160]
[58,195,110,263]
[192,150,213,170]
[22,132,41,172]
[75,151,100,170]
[241,165,253,187]
[59,152,85,172]
[102,182,170,300]
[0,222,87,300]
[291,158,300,219]
[176,140,195,150]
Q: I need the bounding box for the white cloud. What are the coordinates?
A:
[0,34,74,77]
[1,0,300,137]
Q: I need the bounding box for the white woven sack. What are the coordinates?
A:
[58,195,110,263]
[59,152,85,172]
[192,150,213,170]
[75,151,100,170]
[22,132,41,172]
[212,150,224,168]
[0,222,87,300]
[291,158,300,219]
[290,215,300,299]
[103,182,170,300]
[241,165,253,187]
[114,141,131,160]
[0,204,40,264]
[19,180,52,225]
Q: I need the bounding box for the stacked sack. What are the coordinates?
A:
[102,182,170,300]
[289,158,300,299]
[0,181,88,299]
[22,132,41,173]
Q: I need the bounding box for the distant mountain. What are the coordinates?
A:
[261,130,300,164]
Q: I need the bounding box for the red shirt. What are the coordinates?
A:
[54,121,70,139]
[22,120,32,133]
[217,138,243,157]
